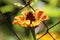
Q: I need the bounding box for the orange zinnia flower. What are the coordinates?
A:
[12,10,49,28]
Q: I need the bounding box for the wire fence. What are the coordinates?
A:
[0,0,60,40]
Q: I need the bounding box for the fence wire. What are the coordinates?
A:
[0,0,60,40]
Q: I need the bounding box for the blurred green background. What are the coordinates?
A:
[0,0,60,40]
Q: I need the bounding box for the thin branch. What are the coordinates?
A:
[48,21,60,30]
[48,32,55,40]
[0,11,22,40]
[29,4,36,12]
[42,21,48,28]
[23,0,36,12]
[6,5,28,19]
[6,0,32,19]
[5,21,22,40]
[37,32,47,40]
[42,21,56,40]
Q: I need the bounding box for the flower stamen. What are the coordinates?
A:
[26,11,36,24]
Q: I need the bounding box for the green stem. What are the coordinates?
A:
[30,28,36,40]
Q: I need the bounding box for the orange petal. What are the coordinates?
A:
[12,20,18,24]
[15,16,24,21]
[41,15,49,21]
[37,11,43,20]
[19,16,24,21]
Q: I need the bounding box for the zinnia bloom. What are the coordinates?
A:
[12,10,49,28]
